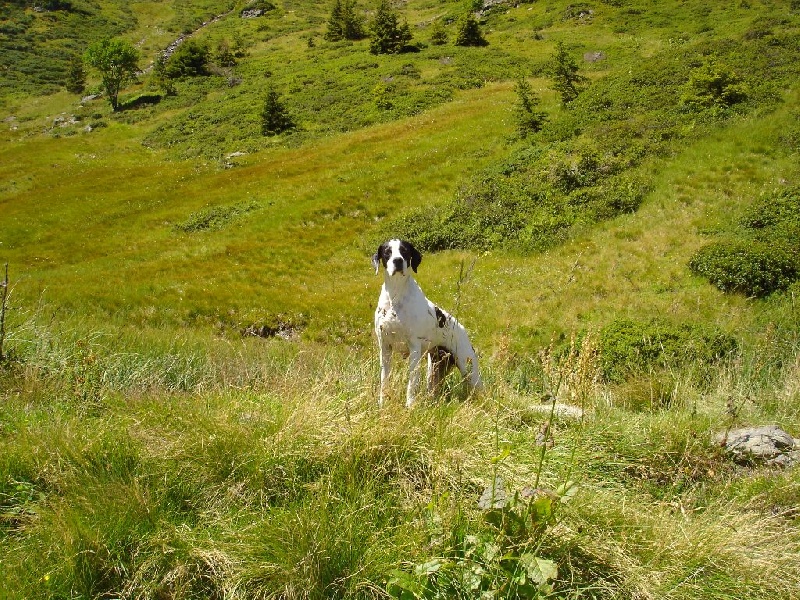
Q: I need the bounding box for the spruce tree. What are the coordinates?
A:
[430,19,448,46]
[261,89,295,136]
[369,0,412,54]
[513,76,548,137]
[325,0,365,41]
[454,12,487,46]
[65,54,85,94]
[550,41,588,105]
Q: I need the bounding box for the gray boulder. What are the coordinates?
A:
[715,425,800,466]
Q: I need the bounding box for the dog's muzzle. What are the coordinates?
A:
[389,257,406,275]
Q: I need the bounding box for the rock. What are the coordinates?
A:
[478,476,507,509]
[584,51,606,63]
[529,402,584,420]
[715,425,800,466]
[241,8,267,18]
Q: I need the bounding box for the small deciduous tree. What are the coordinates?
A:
[84,38,139,111]
[513,76,548,137]
[261,89,295,136]
[325,0,365,41]
[454,12,487,46]
[549,41,588,105]
[369,0,412,54]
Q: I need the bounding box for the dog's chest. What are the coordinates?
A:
[375,285,444,351]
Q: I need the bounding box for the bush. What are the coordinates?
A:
[165,40,210,79]
[680,61,748,111]
[430,20,448,46]
[740,187,800,253]
[690,186,800,297]
[599,319,738,383]
[689,241,797,298]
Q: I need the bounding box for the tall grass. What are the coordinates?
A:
[2,314,800,598]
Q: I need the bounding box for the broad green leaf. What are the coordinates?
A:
[518,554,558,585]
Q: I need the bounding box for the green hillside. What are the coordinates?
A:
[1,0,800,598]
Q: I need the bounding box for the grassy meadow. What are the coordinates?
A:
[2,0,800,598]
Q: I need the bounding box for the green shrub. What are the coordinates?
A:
[174,201,261,233]
[380,163,646,255]
[165,39,210,79]
[598,319,738,383]
[680,61,748,111]
[690,187,800,297]
[430,20,448,45]
[740,187,800,254]
[689,241,797,298]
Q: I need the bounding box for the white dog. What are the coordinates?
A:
[372,239,482,407]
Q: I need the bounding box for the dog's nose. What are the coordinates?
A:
[392,257,405,271]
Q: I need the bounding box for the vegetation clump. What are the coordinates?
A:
[598,319,738,383]
[174,201,261,233]
[680,60,748,112]
[164,39,211,79]
[690,187,800,297]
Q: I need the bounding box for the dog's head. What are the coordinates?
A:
[372,239,422,277]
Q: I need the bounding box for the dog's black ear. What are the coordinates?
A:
[372,242,387,275]
[407,241,422,273]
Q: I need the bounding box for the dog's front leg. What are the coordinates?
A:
[379,344,392,408]
[406,343,422,408]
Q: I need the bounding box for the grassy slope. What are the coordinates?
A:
[2,0,800,598]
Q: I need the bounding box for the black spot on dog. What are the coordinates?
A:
[398,240,422,273]
[434,306,447,328]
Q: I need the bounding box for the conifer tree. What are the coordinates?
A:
[369,0,412,54]
[325,0,365,41]
[454,12,487,46]
[261,89,295,136]
[513,76,548,137]
[65,54,85,94]
[430,19,448,46]
[550,41,588,105]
